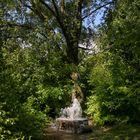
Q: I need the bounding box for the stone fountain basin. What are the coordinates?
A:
[56,118,92,133]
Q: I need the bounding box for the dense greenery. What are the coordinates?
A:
[0,0,140,139]
[85,0,140,125]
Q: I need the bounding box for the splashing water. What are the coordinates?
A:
[60,97,82,119]
[55,97,91,133]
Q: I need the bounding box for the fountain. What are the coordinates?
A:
[56,95,91,133]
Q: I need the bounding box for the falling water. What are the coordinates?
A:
[60,97,82,119]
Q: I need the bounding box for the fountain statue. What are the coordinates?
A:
[56,94,91,133]
[60,96,82,119]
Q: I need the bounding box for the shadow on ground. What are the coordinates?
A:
[35,124,140,140]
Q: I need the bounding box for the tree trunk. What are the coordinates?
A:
[71,71,84,103]
[66,40,79,65]
[65,35,84,103]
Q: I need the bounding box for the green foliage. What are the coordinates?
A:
[86,51,140,125]
[85,0,140,125]
[0,32,73,139]
[1,0,140,139]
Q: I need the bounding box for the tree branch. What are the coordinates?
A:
[0,22,33,29]
[78,46,92,50]
[92,45,112,56]
[60,0,65,13]
[51,0,69,42]
[22,1,45,21]
[77,0,84,16]
[75,0,84,43]
[52,0,59,15]
[19,0,34,12]
[82,2,113,20]
[0,22,55,35]
[24,4,34,12]
[39,0,56,16]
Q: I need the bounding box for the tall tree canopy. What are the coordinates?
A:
[1,0,114,65]
[1,0,114,102]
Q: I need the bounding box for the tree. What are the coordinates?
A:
[1,0,114,100]
[15,0,113,101]
[22,0,114,64]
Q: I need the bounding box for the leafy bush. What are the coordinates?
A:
[85,51,140,125]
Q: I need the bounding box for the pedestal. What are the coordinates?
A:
[56,118,91,133]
